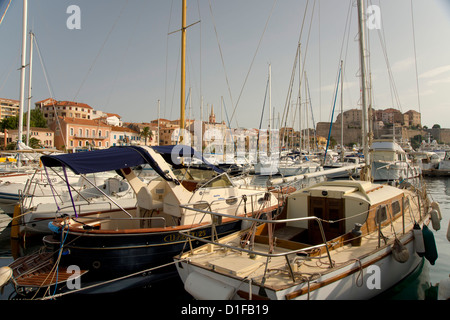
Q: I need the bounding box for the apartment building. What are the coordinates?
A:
[35,98,93,125]
[50,116,111,152]
[0,98,20,120]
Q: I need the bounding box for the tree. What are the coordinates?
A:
[432,124,441,129]
[29,109,47,128]
[140,127,153,146]
[6,135,43,150]
[0,109,47,130]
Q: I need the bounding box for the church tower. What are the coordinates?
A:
[209,105,216,123]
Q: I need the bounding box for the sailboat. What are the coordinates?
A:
[0,1,286,297]
[173,0,440,300]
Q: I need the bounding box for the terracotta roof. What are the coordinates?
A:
[35,98,92,109]
[0,98,20,104]
[58,116,110,127]
[105,113,121,118]
[110,126,139,133]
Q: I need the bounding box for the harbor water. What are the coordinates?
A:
[0,176,448,301]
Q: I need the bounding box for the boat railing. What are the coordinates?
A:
[178,205,334,277]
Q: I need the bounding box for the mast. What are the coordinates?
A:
[357,0,371,180]
[180,0,186,143]
[17,0,28,160]
[157,99,160,145]
[269,64,272,132]
[340,60,344,161]
[26,31,33,146]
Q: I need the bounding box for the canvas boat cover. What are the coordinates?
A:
[40,145,223,181]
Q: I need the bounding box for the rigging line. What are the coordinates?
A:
[281,0,309,138]
[228,0,278,126]
[0,55,18,93]
[72,0,130,102]
[410,0,421,114]
[105,1,146,110]
[207,0,236,127]
[33,35,66,148]
[328,0,352,122]
[375,0,402,111]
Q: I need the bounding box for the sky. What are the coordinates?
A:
[1,0,450,131]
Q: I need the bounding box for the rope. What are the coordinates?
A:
[39,259,186,300]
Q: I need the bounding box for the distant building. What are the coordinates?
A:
[7,127,55,148]
[50,116,111,152]
[0,98,20,120]
[110,126,142,146]
[35,98,93,125]
[404,110,421,127]
[92,111,123,127]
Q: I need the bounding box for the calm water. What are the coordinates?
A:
[0,176,448,300]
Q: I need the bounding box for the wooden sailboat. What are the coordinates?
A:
[0,1,286,297]
[173,0,441,300]
[3,145,284,297]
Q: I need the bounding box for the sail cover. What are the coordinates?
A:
[40,145,223,179]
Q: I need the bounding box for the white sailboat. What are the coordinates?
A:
[173,0,441,300]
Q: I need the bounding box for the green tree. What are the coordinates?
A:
[0,109,47,130]
[28,109,47,128]
[6,135,43,150]
[140,127,153,145]
[0,117,18,130]
[432,124,441,129]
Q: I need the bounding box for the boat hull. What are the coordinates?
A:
[176,232,424,300]
[44,220,242,291]
[372,161,421,181]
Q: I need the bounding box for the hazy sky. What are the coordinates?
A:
[1,0,450,130]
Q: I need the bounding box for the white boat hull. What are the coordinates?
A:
[372,161,421,181]
[176,233,423,300]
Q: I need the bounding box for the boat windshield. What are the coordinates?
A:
[200,173,233,188]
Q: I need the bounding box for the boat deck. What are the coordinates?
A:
[178,190,427,296]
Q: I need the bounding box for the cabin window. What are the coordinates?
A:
[392,200,401,215]
[375,205,387,224]
[193,202,209,210]
[226,197,238,206]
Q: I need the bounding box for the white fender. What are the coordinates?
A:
[430,209,441,231]
[0,266,12,292]
[430,202,442,220]
[413,223,425,257]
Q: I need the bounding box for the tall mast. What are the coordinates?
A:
[340,60,344,161]
[268,64,272,131]
[179,0,186,143]
[357,0,371,180]
[26,31,34,146]
[18,0,28,156]
[157,99,160,145]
